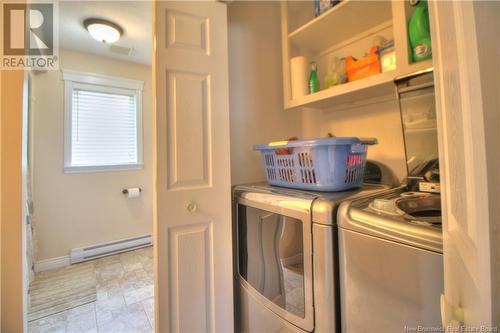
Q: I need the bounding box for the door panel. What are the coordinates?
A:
[166,10,209,54]
[168,223,214,332]
[166,71,211,190]
[155,2,232,332]
[429,1,498,327]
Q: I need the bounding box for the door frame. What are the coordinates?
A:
[1,70,28,332]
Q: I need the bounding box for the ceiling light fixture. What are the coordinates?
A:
[84,18,123,44]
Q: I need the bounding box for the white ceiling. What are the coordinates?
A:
[59,1,152,65]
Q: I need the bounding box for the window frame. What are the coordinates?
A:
[62,69,144,173]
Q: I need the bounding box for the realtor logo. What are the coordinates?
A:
[2,2,58,69]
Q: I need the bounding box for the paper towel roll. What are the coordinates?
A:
[290,56,309,99]
[125,188,141,198]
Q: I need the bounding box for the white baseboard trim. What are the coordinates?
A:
[34,234,153,272]
[70,234,152,264]
[34,255,70,272]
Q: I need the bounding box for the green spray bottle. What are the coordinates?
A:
[308,61,320,94]
[408,0,432,62]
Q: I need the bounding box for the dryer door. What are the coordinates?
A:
[236,196,314,332]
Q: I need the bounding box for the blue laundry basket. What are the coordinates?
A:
[254,137,377,192]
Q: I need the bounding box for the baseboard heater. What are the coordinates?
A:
[70,234,152,264]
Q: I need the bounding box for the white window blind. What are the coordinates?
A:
[71,89,138,167]
[63,70,144,172]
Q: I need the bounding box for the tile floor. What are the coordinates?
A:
[28,247,154,333]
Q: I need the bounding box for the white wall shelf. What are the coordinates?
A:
[288,0,393,54]
[286,70,396,110]
[281,0,434,111]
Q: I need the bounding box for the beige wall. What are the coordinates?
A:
[228,1,302,185]
[32,49,153,261]
[1,70,25,332]
[228,2,406,186]
[301,100,407,184]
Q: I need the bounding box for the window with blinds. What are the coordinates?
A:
[63,70,144,172]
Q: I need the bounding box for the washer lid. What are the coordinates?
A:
[338,189,443,253]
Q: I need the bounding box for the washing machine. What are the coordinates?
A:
[337,69,444,332]
[338,188,443,333]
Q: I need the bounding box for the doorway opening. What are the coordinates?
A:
[24,2,155,331]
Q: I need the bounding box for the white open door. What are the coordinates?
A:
[154,1,233,332]
[429,1,499,328]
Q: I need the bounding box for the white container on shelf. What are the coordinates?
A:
[290,56,309,99]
